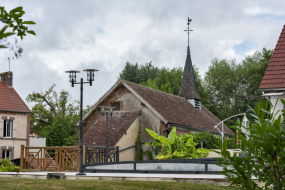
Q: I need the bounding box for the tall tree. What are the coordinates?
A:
[26,84,80,146]
[240,48,273,96]
[203,58,239,120]
[203,48,273,126]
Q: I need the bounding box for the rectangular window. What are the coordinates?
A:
[2,150,10,159]
[3,120,12,138]
[110,102,121,111]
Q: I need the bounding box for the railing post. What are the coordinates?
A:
[212,134,214,149]
[83,144,86,165]
[20,144,24,172]
[116,146,119,162]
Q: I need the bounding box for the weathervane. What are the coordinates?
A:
[184,17,193,46]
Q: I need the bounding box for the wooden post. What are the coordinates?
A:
[20,145,24,172]
[83,144,86,165]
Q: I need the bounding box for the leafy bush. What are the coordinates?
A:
[145,127,211,159]
[0,159,20,172]
[216,100,285,189]
[192,132,235,149]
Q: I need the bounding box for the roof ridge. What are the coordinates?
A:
[120,79,187,101]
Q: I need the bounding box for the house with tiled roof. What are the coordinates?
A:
[259,25,285,118]
[82,40,234,161]
[0,71,31,160]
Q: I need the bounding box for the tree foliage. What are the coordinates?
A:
[216,100,285,189]
[203,48,272,126]
[119,61,160,84]
[0,6,36,41]
[26,84,80,146]
[141,67,183,95]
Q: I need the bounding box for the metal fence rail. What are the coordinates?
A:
[83,158,221,174]
[83,145,119,167]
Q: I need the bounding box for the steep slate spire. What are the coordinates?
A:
[178,46,201,100]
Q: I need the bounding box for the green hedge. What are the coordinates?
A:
[192,132,235,149]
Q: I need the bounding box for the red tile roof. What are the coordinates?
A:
[260,25,285,89]
[83,111,140,146]
[0,81,30,113]
[123,80,234,135]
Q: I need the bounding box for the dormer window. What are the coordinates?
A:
[3,120,12,138]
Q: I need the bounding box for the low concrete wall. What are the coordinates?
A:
[0,172,231,186]
[205,149,240,158]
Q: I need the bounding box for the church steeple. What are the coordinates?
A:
[178,18,201,109]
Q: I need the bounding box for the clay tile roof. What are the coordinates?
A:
[260,25,285,90]
[123,80,234,135]
[0,81,30,113]
[83,111,140,146]
[178,46,201,100]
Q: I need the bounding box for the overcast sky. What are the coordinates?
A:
[1,0,285,109]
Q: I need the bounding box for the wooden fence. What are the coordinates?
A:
[20,145,80,172]
[20,145,120,172]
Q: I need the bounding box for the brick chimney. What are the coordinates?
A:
[0,71,13,87]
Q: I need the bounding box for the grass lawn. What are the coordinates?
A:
[0,177,236,190]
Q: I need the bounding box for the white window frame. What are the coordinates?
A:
[2,150,11,159]
[3,120,12,138]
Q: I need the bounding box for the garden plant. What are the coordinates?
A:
[216,100,285,190]
[145,127,211,159]
[0,158,20,172]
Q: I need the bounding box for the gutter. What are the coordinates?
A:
[258,88,285,92]
[0,110,31,114]
[167,123,234,136]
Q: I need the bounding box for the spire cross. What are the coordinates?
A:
[184,17,193,46]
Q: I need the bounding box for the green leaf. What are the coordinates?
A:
[0,45,8,48]
[145,141,162,147]
[22,21,36,25]
[168,126,177,143]
[196,148,211,154]
[0,32,15,38]
[145,128,161,141]
[26,30,36,36]
[9,6,23,14]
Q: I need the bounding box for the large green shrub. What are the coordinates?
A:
[145,127,211,159]
[216,100,285,190]
[0,159,20,172]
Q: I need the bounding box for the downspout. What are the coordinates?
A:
[162,124,171,137]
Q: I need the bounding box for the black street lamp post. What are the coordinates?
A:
[100,106,115,163]
[65,69,98,175]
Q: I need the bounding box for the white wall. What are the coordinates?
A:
[29,136,46,147]
[269,96,285,119]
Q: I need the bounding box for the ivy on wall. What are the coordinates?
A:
[135,124,160,161]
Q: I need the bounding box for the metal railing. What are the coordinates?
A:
[83,145,119,167]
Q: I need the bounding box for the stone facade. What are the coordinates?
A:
[0,112,30,159]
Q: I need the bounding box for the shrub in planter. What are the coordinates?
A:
[145,127,211,159]
[0,158,20,172]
